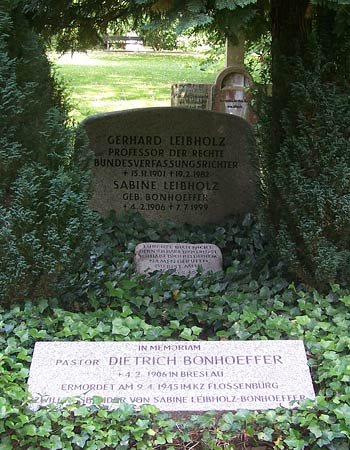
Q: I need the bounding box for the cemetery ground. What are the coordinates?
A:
[52,51,223,121]
[3,0,350,447]
[1,48,350,450]
[1,212,350,449]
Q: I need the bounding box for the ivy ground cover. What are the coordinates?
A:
[1,212,350,449]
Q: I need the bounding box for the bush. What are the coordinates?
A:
[259,48,350,289]
[0,9,99,303]
[65,211,278,313]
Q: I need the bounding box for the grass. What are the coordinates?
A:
[52,51,224,122]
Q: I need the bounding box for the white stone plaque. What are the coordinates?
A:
[28,340,315,412]
[134,243,223,276]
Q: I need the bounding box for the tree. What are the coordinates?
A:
[22,0,267,51]
[138,18,179,51]
[261,2,350,287]
[0,3,99,303]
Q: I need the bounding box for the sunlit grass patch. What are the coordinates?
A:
[52,51,223,122]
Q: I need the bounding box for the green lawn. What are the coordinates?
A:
[52,51,223,122]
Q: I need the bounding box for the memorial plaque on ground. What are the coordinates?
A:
[83,108,257,224]
[134,243,222,276]
[28,341,315,412]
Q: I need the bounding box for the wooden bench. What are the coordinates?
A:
[103,35,142,50]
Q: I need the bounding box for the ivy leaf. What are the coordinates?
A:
[105,282,124,298]
[44,435,64,450]
[334,404,350,425]
[111,318,130,336]
[72,433,89,448]
[180,327,202,340]
[284,437,306,450]
[121,305,133,317]
[215,0,256,8]
[309,423,323,438]
[191,326,202,336]
[220,412,241,432]
[140,404,159,415]
[284,422,311,448]
[258,427,274,441]
[22,424,37,436]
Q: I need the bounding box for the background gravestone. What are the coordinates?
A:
[212,66,256,124]
[171,83,212,110]
[83,107,257,224]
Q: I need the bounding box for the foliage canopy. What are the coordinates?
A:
[18,0,350,52]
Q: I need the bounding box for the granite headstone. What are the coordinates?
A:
[83,108,257,224]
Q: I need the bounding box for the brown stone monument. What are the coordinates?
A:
[211,65,256,124]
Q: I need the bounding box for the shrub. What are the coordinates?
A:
[259,48,350,289]
[0,9,99,303]
[65,211,278,313]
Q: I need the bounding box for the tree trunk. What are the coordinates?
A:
[268,0,311,227]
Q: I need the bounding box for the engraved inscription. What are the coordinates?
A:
[95,134,232,214]
[134,243,223,276]
[83,108,257,223]
[28,341,315,412]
